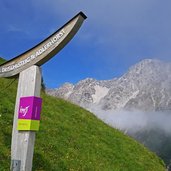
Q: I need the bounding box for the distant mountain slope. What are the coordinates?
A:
[47,58,171,169]
[47,59,171,112]
[0,58,165,170]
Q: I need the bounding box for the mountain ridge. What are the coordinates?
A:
[0,57,165,170]
[47,59,171,112]
[46,58,171,169]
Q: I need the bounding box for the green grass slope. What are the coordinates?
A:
[0,58,6,64]
[0,59,165,171]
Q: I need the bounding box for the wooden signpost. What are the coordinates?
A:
[11,66,41,171]
[0,12,87,171]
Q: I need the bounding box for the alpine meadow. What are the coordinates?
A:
[0,58,165,170]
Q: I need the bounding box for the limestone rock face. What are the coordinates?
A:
[47,59,171,112]
[47,83,74,100]
[46,59,171,169]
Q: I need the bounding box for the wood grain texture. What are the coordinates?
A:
[0,12,86,78]
[11,65,41,171]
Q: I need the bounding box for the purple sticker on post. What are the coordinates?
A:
[18,96,42,120]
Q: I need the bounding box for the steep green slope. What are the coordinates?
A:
[0,59,165,171]
[0,57,6,64]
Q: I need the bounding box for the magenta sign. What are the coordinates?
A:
[18,96,42,120]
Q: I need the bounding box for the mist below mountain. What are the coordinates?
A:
[47,59,171,169]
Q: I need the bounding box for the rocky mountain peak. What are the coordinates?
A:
[46,58,171,169]
[47,59,171,112]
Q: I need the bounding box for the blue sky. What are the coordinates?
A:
[0,0,171,88]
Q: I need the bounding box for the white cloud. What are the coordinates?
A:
[90,108,171,135]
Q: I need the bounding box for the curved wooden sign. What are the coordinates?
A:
[0,12,87,78]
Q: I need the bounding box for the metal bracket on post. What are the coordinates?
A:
[11,160,21,171]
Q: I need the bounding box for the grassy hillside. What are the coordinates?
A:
[0,57,6,63]
[0,59,165,171]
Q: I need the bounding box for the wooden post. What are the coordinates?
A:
[11,65,41,171]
